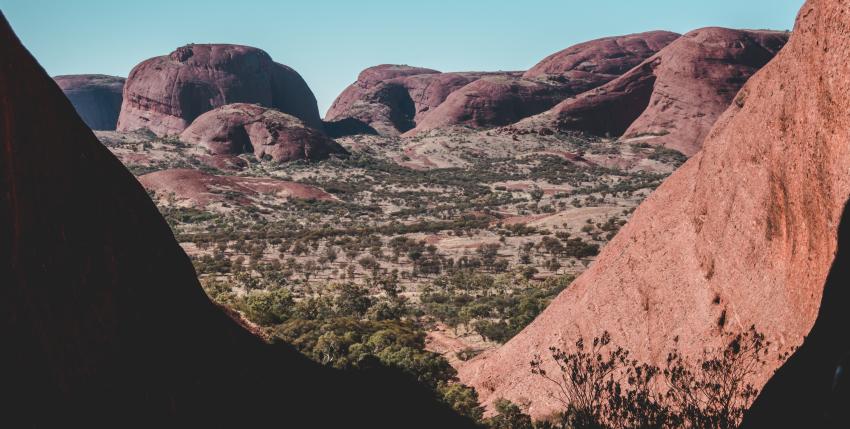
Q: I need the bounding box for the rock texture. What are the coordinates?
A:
[459,0,850,418]
[181,103,346,163]
[408,31,680,135]
[139,169,336,207]
[742,201,850,428]
[0,13,475,428]
[325,64,512,135]
[523,31,680,81]
[408,76,572,134]
[117,44,321,136]
[54,74,125,130]
[526,28,788,156]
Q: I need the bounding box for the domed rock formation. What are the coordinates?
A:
[407,76,572,134]
[181,103,346,163]
[325,64,512,135]
[523,30,680,81]
[54,74,125,130]
[117,44,322,136]
[459,0,850,419]
[0,14,475,428]
[407,31,680,135]
[524,28,788,156]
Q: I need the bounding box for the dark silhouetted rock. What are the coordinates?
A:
[54,74,125,130]
[117,44,321,136]
[0,13,475,428]
[181,103,346,163]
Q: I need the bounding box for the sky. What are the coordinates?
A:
[1,0,804,115]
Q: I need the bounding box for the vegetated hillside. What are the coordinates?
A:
[0,12,478,428]
[458,0,850,420]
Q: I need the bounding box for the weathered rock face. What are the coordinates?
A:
[459,0,850,418]
[523,30,680,81]
[742,201,850,428]
[325,64,510,135]
[408,76,573,134]
[117,44,321,136]
[407,32,680,135]
[0,14,475,428]
[54,74,125,130]
[528,28,788,156]
[181,103,346,163]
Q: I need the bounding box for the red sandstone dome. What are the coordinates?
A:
[181,103,347,163]
[328,32,680,136]
[325,64,515,135]
[458,0,849,419]
[117,44,322,136]
[521,28,788,156]
[406,31,680,135]
[523,30,680,81]
[54,74,125,130]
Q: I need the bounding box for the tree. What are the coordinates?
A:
[486,399,534,429]
[334,283,372,318]
[244,288,294,325]
[530,328,780,429]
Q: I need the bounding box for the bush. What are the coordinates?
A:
[530,327,781,429]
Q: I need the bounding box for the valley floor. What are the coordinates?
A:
[98,126,684,420]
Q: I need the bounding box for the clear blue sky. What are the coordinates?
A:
[1,0,803,115]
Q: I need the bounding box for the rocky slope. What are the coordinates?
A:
[521,28,788,156]
[0,13,475,428]
[117,44,322,136]
[181,103,346,163]
[407,31,680,135]
[54,74,125,130]
[459,0,850,418]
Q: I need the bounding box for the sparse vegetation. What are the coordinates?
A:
[97,125,684,427]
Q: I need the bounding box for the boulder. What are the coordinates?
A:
[181,103,346,162]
